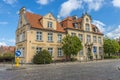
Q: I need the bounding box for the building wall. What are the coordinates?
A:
[16,9,104,63]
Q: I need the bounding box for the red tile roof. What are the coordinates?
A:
[26,12,43,29]
[25,11,103,34]
[0,46,15,53]
[26,12,65,33]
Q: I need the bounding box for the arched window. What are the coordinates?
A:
[85,24,90,31]
[86,18,89,22]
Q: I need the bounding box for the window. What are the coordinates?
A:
[78,34,83,41]
[86,24,90,31]
[58,34,62,42]
[48,48,53,56]
[99,47,103,54]
[22,32,25,41]
[16,35,19,43]
[48,21,52,28]
[58,48,63,56]
[79,49,83,56]
[19,33,22,42]
[71,33,76,36]
[86,18,89,22]
[36,47,42,53]
[74,23,78,29]
[87,35,91,42]
[93,36,97,43]
[36,32,42,41]
[98,37,102,44]
[48,33,53,42]
[95,28,98,32]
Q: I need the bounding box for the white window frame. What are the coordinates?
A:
[48,21,52,28]
[58,48,63,56]
[48,33,53,42]
[98,37,102,44]
[93,36,97,43]
[86,24,90,31]
[87,35,91,42]
[58,34,62,42]
[48,48,53,56]
[71,33,76,36]
[74,23,78,29]
[79,49,83,56]
[78,34,83,41]
[36,32,42,41]
[19,33,22,42]
[36,47,42,53]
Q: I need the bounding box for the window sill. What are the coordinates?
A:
[57,41,62,43]
[47,41,54,43]
[57,56,64,57]
[36,40,43,42]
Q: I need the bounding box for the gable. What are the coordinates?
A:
[43,13,56,21]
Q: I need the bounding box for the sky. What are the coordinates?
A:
[0,0,120,46]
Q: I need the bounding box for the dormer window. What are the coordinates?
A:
[85,24,90,31]
[74,23,78,29]
[48,21,52,28]
[95,28,98,32]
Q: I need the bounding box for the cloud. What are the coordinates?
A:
[0,42,7,46]
[59,0,104,17]
[0,38,15,46]
[36,0,53,5]
[3,0,17,5]
[26,9,34,13]
[0,21,8,25]
[92,20,106,33]
[59,0,82,17]
[106,25,120,39]
[84,0,104,11]
[112,0,120,8]
[8,39,15,43]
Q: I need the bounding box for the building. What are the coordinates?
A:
[16,7,104,63]
[0,46,15,55]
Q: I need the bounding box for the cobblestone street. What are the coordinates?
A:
[0,59,120,80]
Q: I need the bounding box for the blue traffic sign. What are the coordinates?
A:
[15,50,21,57]
[93,46,97,53]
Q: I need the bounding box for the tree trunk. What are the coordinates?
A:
[66,55,71,61]
[108,53,111,57]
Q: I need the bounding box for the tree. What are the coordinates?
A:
[62,34,83,61]
[33,49,52,64]
[104,37,120,57]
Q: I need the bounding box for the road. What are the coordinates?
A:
[0,59,120,80]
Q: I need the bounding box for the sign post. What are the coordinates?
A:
[15,50,21,67]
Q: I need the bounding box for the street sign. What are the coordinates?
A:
[93,46,97,53]
[15,50,21,57]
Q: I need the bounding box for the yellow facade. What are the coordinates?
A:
[16,8,103,63]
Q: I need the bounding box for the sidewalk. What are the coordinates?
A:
[0,59,120,71]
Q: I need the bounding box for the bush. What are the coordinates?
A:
[71,58,77,61]
[104,55,119,59]
[3,53,15,62]
[33,49,52,64]
[0,53,15,62]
